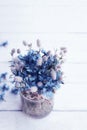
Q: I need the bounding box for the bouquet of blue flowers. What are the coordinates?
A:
[10,39,67,118]
[10,39,67,99]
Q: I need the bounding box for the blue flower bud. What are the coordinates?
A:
[11,88,19,95]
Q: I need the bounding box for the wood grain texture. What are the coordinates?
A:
[0,0,87,33]
[0,0,87,129]
[0,111,87,130]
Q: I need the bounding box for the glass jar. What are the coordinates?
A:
[20,92,54,118]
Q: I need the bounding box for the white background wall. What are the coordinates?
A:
[0,0,87,130]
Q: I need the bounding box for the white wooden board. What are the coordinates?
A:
[0,0,87,129]
[0,111,87,130]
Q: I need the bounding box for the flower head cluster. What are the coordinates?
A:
[10,40,67,98]
[0,41,8,47]
[0,72,9,101]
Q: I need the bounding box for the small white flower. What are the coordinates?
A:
[30,86,38,93]
[23,41,27,46]
[50,69,57,80]
[21,83,25,87]
[28,74,31,77]
[60,47,67,53]
[37,82,43,87]
[11,66,16,72]
[17,49,21,54]
[15,82,21,88]
[13,57,20,63]
[47,50,52,56]
[37,39,41,47]
[42,56,48,62]
[15,76,22,82]
[20,61,24,67]
[55,65,61,71]
[15,63,20,70]
[37,57,42,66]
[54,54,59,59]
[28,43,32,48]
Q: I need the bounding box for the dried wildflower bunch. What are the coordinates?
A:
[10,40,67,98]
[0,73,9,100]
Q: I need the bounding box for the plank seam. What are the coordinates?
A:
[0,110,87,112]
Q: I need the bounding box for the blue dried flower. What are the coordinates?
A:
[43,91,54,99]
[0,41,8,47]
[0,72,10,101]
[0,92,5,101]
[11,88,19,95]
[0,72,7,80]
[41,49,47,55]
[1,84,9,92]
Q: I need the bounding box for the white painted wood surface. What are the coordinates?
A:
[0,0,87,129]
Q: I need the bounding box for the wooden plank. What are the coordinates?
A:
[0,0,87,7]
[0,111,87,130]
[54,84,87,110]
[0,5,87,32]
[63,63,87,84]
